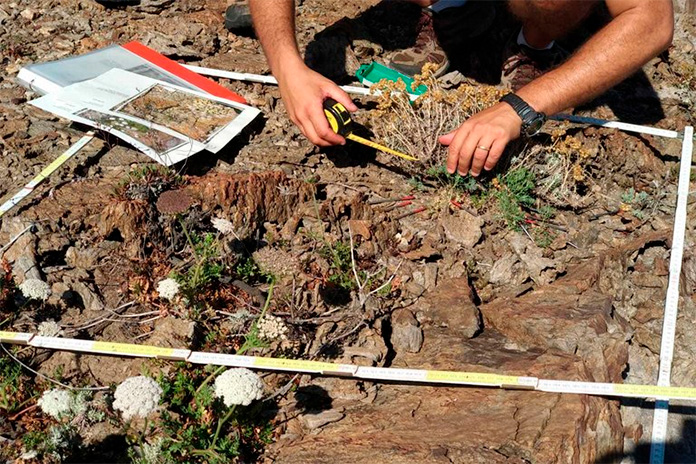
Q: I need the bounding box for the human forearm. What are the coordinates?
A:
[248,0,356,146]
[517,0,674,115]
[249,0,304,76]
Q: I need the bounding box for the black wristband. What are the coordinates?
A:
[500,93,547,137]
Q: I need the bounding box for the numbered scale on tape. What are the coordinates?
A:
[2,329,696,402]
[649,125,695,464]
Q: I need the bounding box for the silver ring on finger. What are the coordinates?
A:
[476,145,490,152]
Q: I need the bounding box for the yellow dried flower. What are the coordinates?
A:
[572,164,585,182]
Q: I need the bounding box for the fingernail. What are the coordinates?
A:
[471,172,479,177]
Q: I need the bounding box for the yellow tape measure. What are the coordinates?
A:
[323,98,418,162]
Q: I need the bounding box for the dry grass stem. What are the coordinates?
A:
[368,63,507,176]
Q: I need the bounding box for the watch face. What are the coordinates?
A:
[525,117,545,137]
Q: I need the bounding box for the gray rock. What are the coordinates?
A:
[301,409,345,431]
[417,277,480,338]
[390,308,423,353]
[71,281,104,312]
[440,211,483,248]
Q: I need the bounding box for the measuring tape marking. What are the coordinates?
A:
[649,126,694,464]
[0,134,94,218]
[4,330,696,402]
[0,331,33,344]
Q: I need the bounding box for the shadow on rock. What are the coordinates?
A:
[294,385,333,414]
[597,415,696,463]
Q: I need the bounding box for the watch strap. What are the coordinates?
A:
[500,93,547,136]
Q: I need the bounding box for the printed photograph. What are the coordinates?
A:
[118,85,240,143]
[78,109,188,155]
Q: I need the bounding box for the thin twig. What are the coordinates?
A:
[520,224,534,243]
[0,223,35,254]
[1,343,108,391]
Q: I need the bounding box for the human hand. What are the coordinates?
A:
[438,102,522,177]
[277,62,358,147]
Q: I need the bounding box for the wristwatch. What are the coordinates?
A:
[500,93,547,137]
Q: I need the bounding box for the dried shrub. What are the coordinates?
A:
[368,63,507,176]
[510,130,596,208]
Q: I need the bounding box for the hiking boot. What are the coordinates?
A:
[390,9,449,78]
[500,32,569,91]
[389,1,496,78]
[225,0,252,31]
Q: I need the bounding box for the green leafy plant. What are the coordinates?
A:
[0,352,35,413]
[114,165,184,201]
[173,232,224,302]
[621,188,651,219]
[234,257,274,285]
[151,285,276,463]
[493,167,536,230]
[426,165,480,193]
[319,241,357,292]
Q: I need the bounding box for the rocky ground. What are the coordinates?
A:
[1,0,696,463]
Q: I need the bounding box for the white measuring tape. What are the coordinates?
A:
[0,134,94,219]
[552,114,681,139]
[185,64,690,140]
[5,330,696,402]
[649,126,694,464]
[183,64,375,98]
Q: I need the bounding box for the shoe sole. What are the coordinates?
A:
[388,58,450,79]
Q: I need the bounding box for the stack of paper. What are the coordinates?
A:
[18,42,259,166]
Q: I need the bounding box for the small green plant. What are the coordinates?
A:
[114,165,183,201]
[426,165,480,193]
[237,282,274,355]
[407,177,425,192]
[319,241,356,292]
[493,167,536,231]
[174,232,224,300]
[621,188,651,219]
[21,424,80,463]
[0,352,35,413]
[234,257,274,284]
[22,430,48,451]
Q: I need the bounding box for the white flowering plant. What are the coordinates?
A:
[38,389,74,419]
[211,217,235,236]
[113,376,162,420]
[256,315,289,342]
[37,320,63,337]
[214,368,265,407]
[154,363,273,463]
[156,278,180,301]
[19,278,51,301]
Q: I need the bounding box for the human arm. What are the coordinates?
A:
[248,0,357,146]
[440,0,674,177]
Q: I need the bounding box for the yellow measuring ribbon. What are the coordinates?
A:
[92,341,176,358]
[347,134,419,162]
